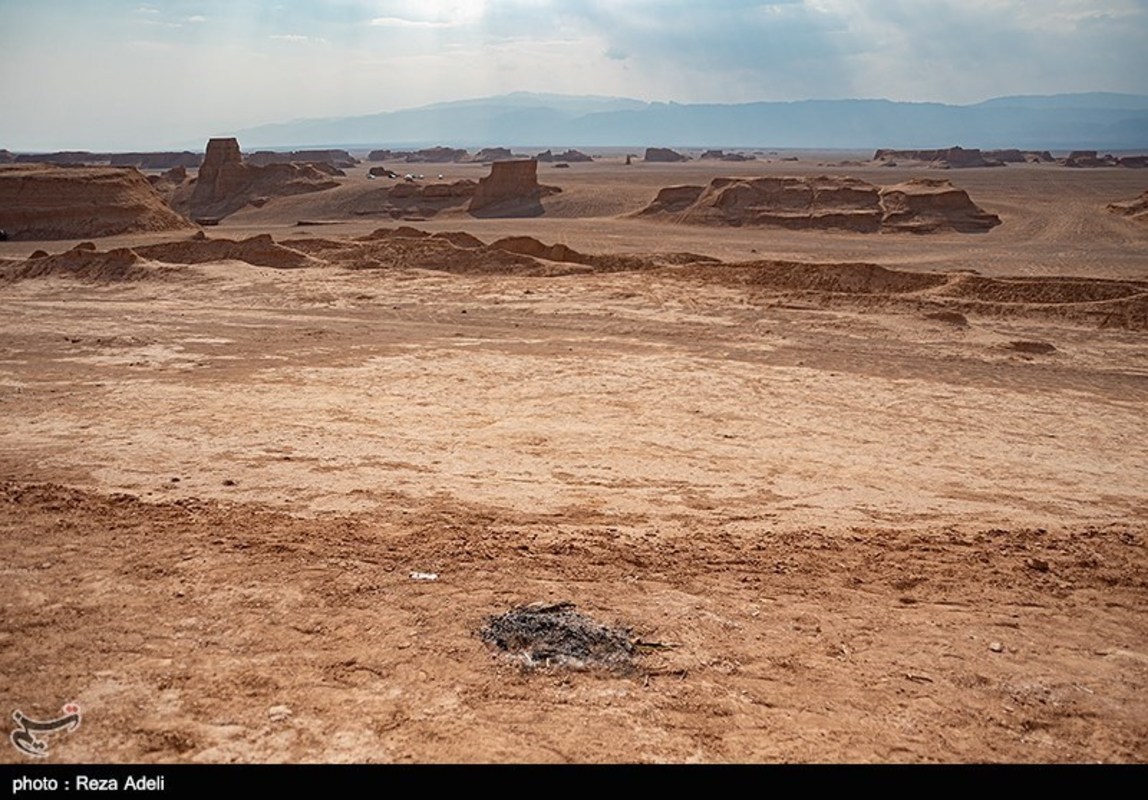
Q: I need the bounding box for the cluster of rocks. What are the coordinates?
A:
[472,147,518,162]
[535,149,593,163]
[245,149,357,169]
[179,138,339,221]
[347,160,560,220]
[873,146,1145,169]
[366,146,595,165]
[0,150,204,169]
[981,149,1054,163]
[873,147,1016,168]
[0,148,373,171]
[701,150,756,162]
[367,146,470,163]
[637,174,1001,234]
[1063,150,1147,168]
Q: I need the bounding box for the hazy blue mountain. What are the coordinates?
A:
[972,93,1148,110]
[415,91,649,115]
[229,92,1148,151]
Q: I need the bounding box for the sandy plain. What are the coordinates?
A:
[1,155,1146,763]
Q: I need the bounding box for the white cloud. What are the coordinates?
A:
[369,16,458,29]
[367,0,487,29]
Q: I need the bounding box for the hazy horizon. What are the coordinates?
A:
[2,0,1147,150]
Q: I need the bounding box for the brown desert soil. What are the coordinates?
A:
[1,157,1146,763]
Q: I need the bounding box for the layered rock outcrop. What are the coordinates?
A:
[0,164,194,240]
[536,149,593,163]
[11,151,202,169]
[472,147,516,162]
[873,147,1004,168]
[701,150,755,162]
[636,175,1000,233]
[245,149,357,169]
[879,178,1003,233]
[468,160,560,216]
[368,147,469,163]
[644,147,688,163]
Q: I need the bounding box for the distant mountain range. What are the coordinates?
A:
[230,91,1148,151]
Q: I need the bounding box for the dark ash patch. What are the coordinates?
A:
[479,601,639,672]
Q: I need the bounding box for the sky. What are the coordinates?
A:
[1,0,1146,150]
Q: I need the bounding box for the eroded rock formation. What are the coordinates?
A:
[873,147,1004,168]
[184,138,339,221]
[468,160,560,216]
[246,150,357,169]
[369,147,469,163]
[644,147,688,163]
[536,149,593,163]
[0,164,194,240]
[701,150,755,162]
[636,175,1000,233]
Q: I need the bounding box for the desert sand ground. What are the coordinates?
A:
[1,157,1146,763]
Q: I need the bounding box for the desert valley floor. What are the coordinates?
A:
[1,156,1146,763]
